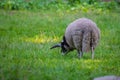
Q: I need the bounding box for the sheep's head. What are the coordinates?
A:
[50,36,71,55]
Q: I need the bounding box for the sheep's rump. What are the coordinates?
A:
[65,18,100,52]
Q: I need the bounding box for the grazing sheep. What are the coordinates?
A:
[50,18,100,59]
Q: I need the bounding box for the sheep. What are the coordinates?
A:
[50,18,100,59]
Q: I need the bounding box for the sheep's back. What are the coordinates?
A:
[65,18,100,52]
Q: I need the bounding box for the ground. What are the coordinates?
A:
[0,9,120,80]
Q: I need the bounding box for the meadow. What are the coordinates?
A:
[0,8,120,80]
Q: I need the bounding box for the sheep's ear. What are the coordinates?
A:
[50,44,61,49]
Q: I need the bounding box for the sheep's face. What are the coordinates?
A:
[61,41,70,55]
[50,36,71,55]
[60,36,73,55]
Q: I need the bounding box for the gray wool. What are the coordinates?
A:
[93,75,120,80]
[65,18,100,52]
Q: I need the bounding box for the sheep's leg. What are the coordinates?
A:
[91,46,94,59]
[77,50,83,59]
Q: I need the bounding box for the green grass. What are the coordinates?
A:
[0,9,120,80]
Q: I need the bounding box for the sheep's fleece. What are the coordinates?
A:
[65,18,100,52]
[51,18,100,58]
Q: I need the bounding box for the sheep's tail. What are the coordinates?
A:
[82,31,91,52]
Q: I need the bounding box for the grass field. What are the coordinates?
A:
[0,9,120,80]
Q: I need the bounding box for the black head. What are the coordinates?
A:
[50,36,70,55]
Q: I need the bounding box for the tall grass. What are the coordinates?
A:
[0,9,120,80]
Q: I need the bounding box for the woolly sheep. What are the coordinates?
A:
[50,18,100,59]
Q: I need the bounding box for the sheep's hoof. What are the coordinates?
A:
[91,54,94,60]
[92,57,94,60]
[61,53,65,56]
[78,55,82,59]
[78,52,83,59]
[78,57,81,59]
